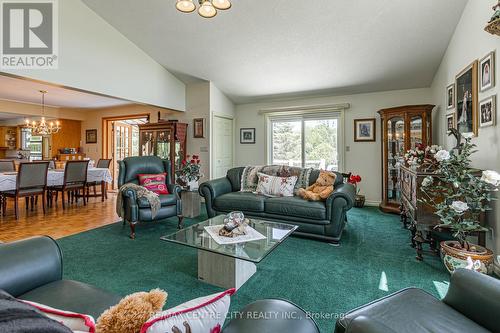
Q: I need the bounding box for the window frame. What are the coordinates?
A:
[266,110,344,171]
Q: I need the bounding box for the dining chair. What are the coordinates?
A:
[0,160,16,172]
[2,161,50,219]
[48,160,89,209]
[86,158,111,201]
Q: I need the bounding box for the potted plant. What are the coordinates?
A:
[420,136,499,274]
[176,154,203,190]
[403,144,443,171]
[348,174,365,208]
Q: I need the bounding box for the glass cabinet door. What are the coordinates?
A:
[141,131,155,156]
[387,117,405,203]
[409,116,423,148]
[155,130,171,160]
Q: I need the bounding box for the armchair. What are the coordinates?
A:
[118,156,182,239]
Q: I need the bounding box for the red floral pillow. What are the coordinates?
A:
[138,173,169,195]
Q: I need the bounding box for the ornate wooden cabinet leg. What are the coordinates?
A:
[414,230,425,261]
[400,203,408,229]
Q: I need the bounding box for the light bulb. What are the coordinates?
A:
[176,0,195,13]
[211,0,231,10]
[198,0,217,18]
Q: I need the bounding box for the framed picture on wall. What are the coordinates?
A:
[193,118,204,138]
[479,95,496,128]
[446,83,455,109]
[479,51,495,92]
[85,129,97,144]
[240,128,255,144]
[456,60,478,137]
[354,118,376,142]
[446,113,456,133]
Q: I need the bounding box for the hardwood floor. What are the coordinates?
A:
[0,193,119,243]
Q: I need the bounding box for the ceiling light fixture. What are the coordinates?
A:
[25,90,61,135]
[176,0,231,18]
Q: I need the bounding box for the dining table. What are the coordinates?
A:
[0,167,112,200]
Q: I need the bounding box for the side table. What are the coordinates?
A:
[181,190,201,218]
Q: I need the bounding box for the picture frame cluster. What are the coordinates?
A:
[446,50,496,135]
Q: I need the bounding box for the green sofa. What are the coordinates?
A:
[199,167,355,244]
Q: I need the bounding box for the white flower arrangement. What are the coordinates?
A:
[450,201,469,214]
[403,144,443,170]
[434,150,451,162]
[481,170,500,187]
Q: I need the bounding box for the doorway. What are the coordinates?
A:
[212,115,233,178]
[103,115,149,188]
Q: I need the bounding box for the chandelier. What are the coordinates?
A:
[25,90,61,135]
[176,0,231,19]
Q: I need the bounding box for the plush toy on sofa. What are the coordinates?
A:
[297,170,336,201]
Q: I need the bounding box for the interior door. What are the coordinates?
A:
[213,116,233,179]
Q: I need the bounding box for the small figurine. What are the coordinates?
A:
[219,211,249,237]
[447,128,463,151]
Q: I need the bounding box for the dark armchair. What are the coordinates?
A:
[118,156,182,239]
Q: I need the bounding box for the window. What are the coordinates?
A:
[268,112,343,171]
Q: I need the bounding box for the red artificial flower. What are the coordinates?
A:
[348,174,362,184]
[192,155,199,160]
[190,159,195,164]
[181,159,187,165]
[197,160,200,164]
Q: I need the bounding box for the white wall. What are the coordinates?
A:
[235,88,433,204]
[430,0,500,256]
[1,0,186,110]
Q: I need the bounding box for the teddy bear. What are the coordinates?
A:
[297,170,336,201]
[96,289,167,333]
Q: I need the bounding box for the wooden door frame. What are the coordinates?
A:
[102,113,150,188]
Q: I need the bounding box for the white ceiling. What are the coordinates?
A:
[0,75,132,108]
[82,0,467,104]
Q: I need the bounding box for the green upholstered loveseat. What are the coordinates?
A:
[199,167,355,244]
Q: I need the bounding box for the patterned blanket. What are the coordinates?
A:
[240,165,313,195]
[116,183,161,219]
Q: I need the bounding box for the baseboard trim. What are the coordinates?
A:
[364,200,381,207]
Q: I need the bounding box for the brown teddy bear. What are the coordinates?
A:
[96,289,167,333]
[297,170,336,201]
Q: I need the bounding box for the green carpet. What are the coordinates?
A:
[57,207,450,333]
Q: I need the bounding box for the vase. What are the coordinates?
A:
[440,240,494,275]
[187,180,199,191]
[354,195,365,208]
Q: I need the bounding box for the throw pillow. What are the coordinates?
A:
[140,288,235,333]
[20,300,95,333]
[138,173,169,195]
[256,172,298,197]
[96,289,167,333]
[0,290,72,333]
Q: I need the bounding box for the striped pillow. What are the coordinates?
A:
[255,172,298,197]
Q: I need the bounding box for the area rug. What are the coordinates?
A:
[57,207,450,332]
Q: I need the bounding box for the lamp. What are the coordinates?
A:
[198,0,217,18]
[175,0,232,18]
[176,0,196,13]
[24,90,61,135]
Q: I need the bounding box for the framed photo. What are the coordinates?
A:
[446,83,455,109]
[354,118,376,142]
[479,51,495,92]
[446,113,456,133]
[456,60,478,137]
[85,129,97,144]
[193,118,204,138]
[240,128,255,144]
[479,95,496,128]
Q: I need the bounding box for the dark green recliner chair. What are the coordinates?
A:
[118,156,182,239]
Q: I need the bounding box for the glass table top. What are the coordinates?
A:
[160,215,297,263]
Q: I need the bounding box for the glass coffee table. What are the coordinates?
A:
[161,215,297,290]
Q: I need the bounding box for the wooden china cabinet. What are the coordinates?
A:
[138,120,188,177]
[377,105,434,214]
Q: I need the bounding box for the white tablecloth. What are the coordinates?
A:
[0,168,112,192]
